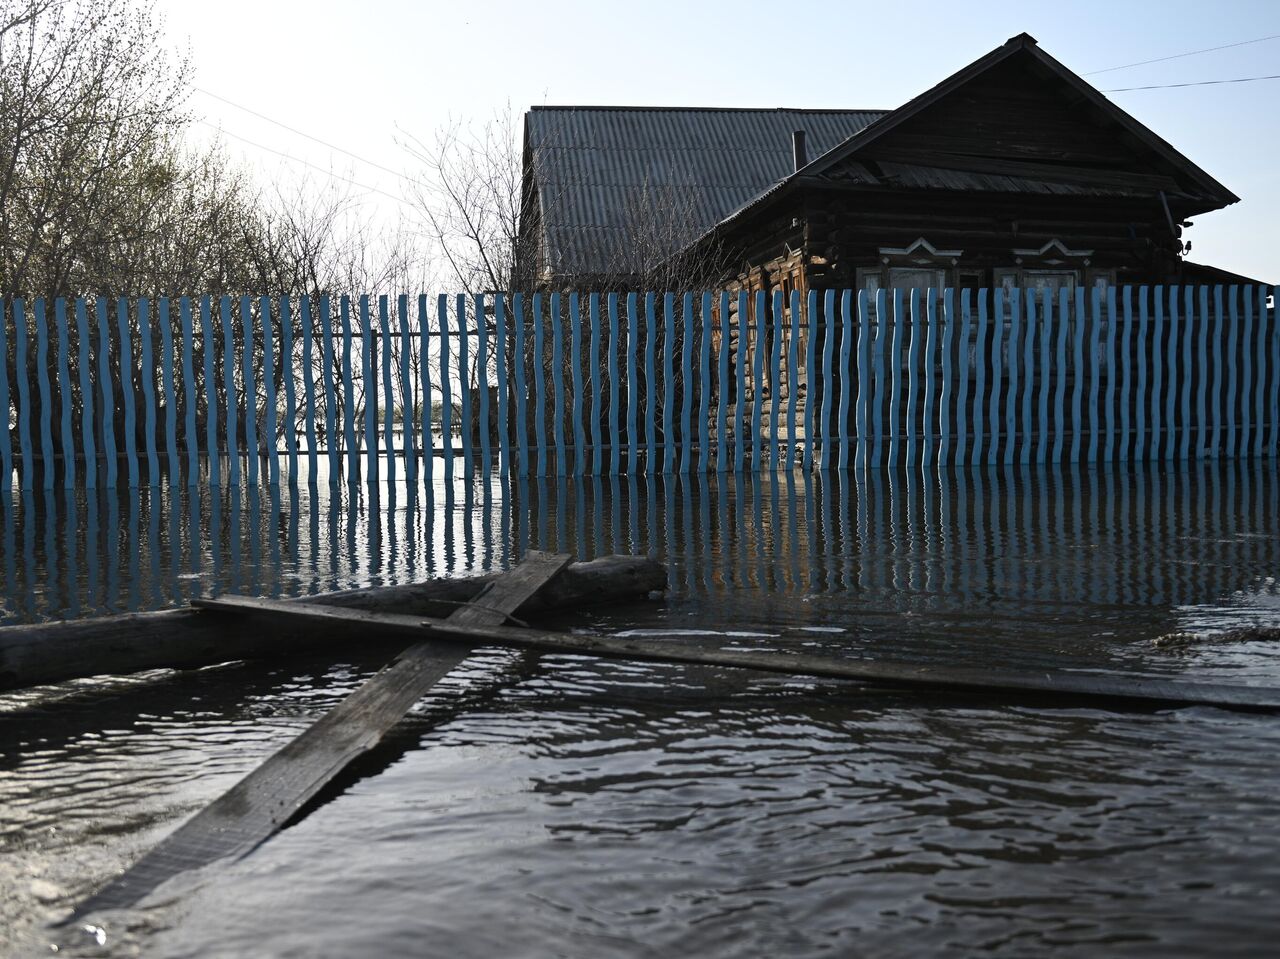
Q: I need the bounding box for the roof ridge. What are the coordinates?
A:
[529,105,890,114]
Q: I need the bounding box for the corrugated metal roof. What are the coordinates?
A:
[527,107,887,276]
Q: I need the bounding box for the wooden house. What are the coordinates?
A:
[517,33,1262,299]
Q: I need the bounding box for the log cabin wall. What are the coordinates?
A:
[717,187,1184,299]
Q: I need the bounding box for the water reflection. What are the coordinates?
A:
[1,462,1276,651]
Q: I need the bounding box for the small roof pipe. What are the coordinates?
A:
[792,130,807,172]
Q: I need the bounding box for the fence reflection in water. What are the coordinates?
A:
[2,462,1275,646]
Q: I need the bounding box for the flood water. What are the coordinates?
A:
[2,462,1279,957]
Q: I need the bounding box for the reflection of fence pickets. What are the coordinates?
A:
[1,285,1277,489]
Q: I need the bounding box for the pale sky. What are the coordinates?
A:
[162,0,1280,284]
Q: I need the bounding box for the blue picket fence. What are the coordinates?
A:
[1,285,1277,489]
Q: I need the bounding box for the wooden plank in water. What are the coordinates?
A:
[68,552,574,920]
[196,597,1280,715]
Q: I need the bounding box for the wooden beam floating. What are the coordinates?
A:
[66,552,575,922]
[196,597,1280,714]
[0,554,666,692]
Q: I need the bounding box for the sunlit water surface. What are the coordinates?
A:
[2,461,1279,957]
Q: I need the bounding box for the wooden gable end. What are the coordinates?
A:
[816,52,1228,210]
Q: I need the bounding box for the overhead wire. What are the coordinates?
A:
[1085,32,1280,75]
[1104,74,1280,92]
[193,86,423,189]
[195,119,416,209]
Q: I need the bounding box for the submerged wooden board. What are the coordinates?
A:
[195,597,1280,714]
[0,554,665,691]
[67,552,574,922]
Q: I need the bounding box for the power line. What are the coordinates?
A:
[1104,74,1280,92]
[193,86,423,190]
[1086,32,1280,75]
[195,119,415,209]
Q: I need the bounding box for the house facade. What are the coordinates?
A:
[517,34,1259,299]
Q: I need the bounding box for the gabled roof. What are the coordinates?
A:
[523,35,1242,278]
[705,33,1239,240]
[524,108,886,277]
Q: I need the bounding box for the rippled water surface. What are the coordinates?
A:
[2,462,1279,957]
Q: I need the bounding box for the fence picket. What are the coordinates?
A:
[889,290,906,467]
[495,293,510,478]
[1155,288,1169,461]
[262,296,280,486]
[855,290,871,470]
[417,294,432,486]
[34,300,55,488]
[906,289,922,467]
[609,293,622,475]
[198,298,216,484]
[134,299,157,485]
[1270,285,1280,457]
[925,289,940,466]
[1004,289,1019,466]
[1211,285,1226,458]
[1020,289,1035,465]
[1035,290,1050,464]
[476,293,493,472]
[588,293,603,475]
[702,292,716,473]
[532,293,548,477]
[551,292,567,477]
[378,296,395,485]
[99,298,119,488]
[570,293,587,476]
[1240,286,1253,458]
[339,296,358,481]
[820,290,836,469]
[1086,287,1101,463]
[837,289,852,470]
[302,296,319,482]
[513,294,529,477]
[1177,287,1192,461]
[1052,289,1067,464]
[1135,287,1148,461]
[159,299,179,483]
[13,300,33,490]
[1119,286,1133,461]
[1195,287,1210,459]
[438,294,454,482]
[1225,285,1239,459]
[734,291,747,473]
[0,306,10,491]
[321,297,340,482]
[1069,288,1084,463]
[456,294,473,477]
[627,293,640,472]
[684,292,698,474]
[56,300,74,488]
[241,297,260,486]
[1103,286,1118,462]
[955,290,970,468]
[989,289,1003,466]
[282,297,299,483]
[667,293,681,474]
[939,289,954,466]
[645,293,660,472]
[116,299,139,487]
[716,292,730,472]
[1253,286,1267,458]
[359,296,377,483]
[873,290,889,469]
[804,290,818,472]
